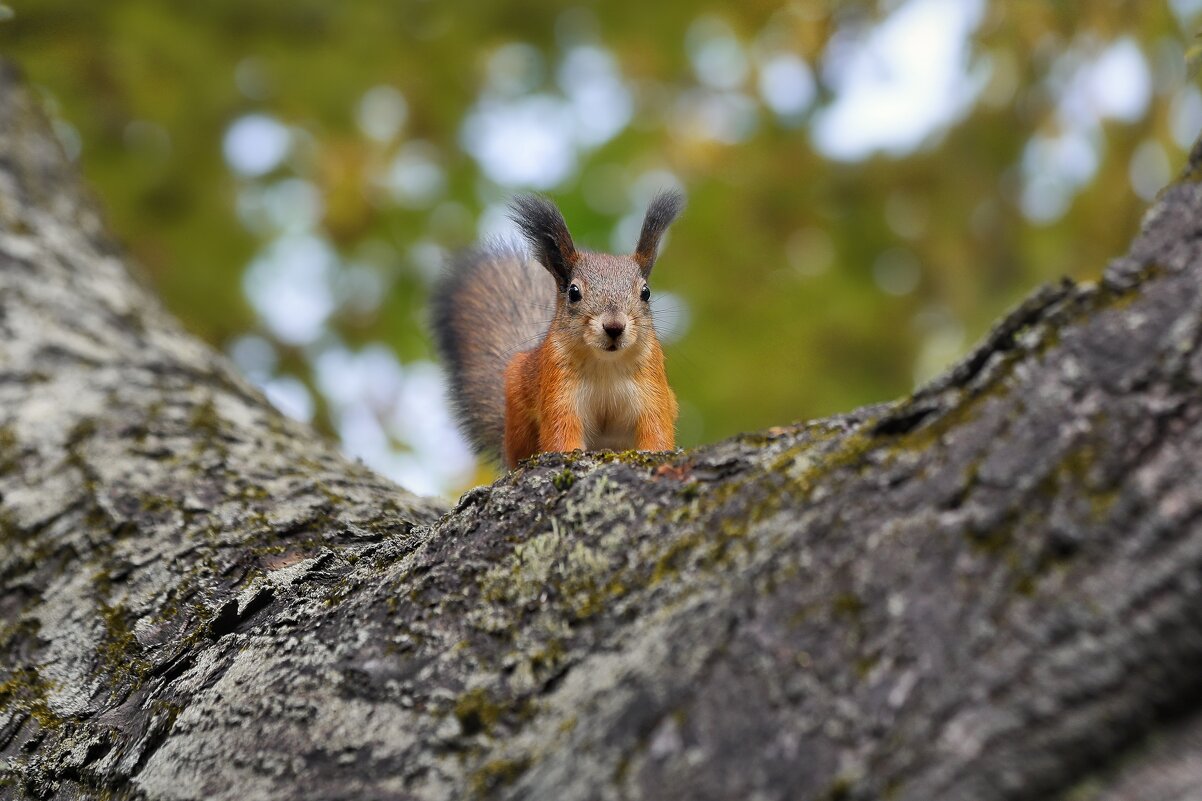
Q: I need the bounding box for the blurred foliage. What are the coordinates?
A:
[3,0,1197,494]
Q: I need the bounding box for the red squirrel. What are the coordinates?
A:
[431,191,684,468]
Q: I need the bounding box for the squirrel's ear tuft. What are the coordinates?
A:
[634,189,685,276]
[509,194,577,288]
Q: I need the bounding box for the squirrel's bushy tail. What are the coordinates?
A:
[430,244,555,460]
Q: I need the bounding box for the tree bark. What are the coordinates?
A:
[4,61,1202,801]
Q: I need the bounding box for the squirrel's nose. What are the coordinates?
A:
[603,321,626,340]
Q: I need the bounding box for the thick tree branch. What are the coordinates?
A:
[3,62,1202,801]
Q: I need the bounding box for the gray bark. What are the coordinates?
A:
[3,60,1202,801]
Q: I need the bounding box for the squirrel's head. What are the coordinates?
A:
[509,190,684,357]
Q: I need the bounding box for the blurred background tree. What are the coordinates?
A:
[4,0,1197,496]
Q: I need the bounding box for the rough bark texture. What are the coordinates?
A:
[4,62,1202,801]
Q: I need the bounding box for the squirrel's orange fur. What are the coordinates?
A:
[502,326,677,466]
[431,192,684,469]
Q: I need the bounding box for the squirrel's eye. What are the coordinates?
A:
[640,284,651,302]
[567,284,582,303]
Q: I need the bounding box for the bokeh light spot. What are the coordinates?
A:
[356,85,408,143]
[757,52,815,118]
[812,0,986,161]
[223,114,290,177]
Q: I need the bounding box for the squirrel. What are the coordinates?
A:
[431,191,684,469]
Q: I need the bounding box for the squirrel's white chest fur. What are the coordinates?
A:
[574,360,641,451]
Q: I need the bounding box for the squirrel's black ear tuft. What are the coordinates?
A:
[634,189,685,276]
[509,194,577,288]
